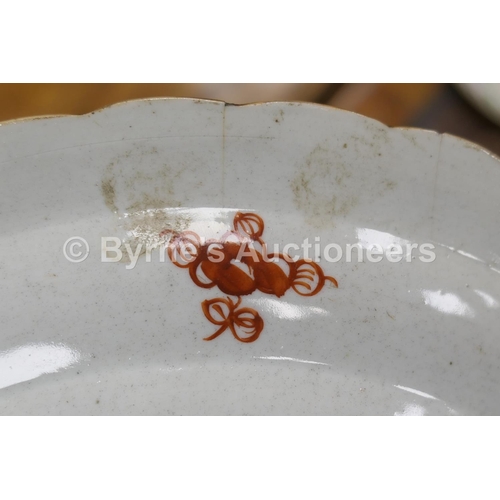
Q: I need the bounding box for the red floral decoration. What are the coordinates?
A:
[161,212,338,342]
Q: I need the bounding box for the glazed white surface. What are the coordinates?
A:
[0,99,499,415]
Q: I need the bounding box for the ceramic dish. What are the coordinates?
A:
[1,98,499,415]
[456,83,500,126]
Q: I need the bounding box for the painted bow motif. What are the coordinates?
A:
[161,212,338,343]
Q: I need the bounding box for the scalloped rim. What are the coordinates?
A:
[0,97,498,163]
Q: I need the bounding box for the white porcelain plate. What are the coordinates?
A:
[1,99,499,415]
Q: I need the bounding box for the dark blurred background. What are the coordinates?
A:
[1,84,499,156]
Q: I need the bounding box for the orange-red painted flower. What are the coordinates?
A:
[163,212,338,343]
[233,212,265,241]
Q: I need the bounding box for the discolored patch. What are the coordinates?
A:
[291,144,359,227]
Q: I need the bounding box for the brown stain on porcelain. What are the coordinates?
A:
[101,146,185,216]
[162,212,338,343]
[101,147,191,263]
[291,127,401,227]
[383,179,397,190]
[101,177,118,213]
[291,144,359,227]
